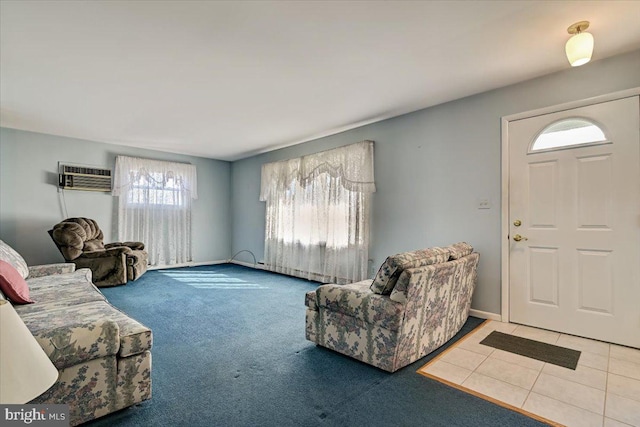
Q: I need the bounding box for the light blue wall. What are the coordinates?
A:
[2,50,638,315]
[0,128,231,265]
[230,49,640,315]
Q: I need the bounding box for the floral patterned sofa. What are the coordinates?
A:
[305,243,479,372]
[0,240,152,426]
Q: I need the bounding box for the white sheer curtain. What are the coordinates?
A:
[260,141,375,284]
[113,156,198,267]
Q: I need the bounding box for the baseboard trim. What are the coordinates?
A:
[469,309,502,321]
[229,260,265,270]
[148,260,228,270]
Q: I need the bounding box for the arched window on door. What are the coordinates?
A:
[529,117,608,153]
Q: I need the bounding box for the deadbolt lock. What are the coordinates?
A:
[513,220,522,227]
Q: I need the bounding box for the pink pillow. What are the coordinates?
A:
[0,260,34,304]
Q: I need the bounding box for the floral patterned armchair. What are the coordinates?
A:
[305,243,479,372]
[49,217,148,287]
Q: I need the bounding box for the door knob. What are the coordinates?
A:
[513,234,528,242]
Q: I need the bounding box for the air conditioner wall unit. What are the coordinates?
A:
[58,164,112,192]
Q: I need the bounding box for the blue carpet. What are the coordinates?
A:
[86,264,548,427]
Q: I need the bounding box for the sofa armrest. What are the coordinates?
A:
[31,318,120,369]
[305,291,317,311]
[316,282,404,330]
[389,263,455,304]
[389,254,479,305]
[28,263,76,278]
[81,247,133,258]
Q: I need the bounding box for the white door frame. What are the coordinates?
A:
[500,87,640,323]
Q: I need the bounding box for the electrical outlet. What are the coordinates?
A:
[477,198,491,209]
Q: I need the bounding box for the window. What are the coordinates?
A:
[127,171,186,206]
[530,118,608,153]
[113,156,197,267]
[260,141,375,284]
[270,176,358,247]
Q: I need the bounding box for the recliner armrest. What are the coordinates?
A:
[81,247,133,258]
[105,241,145,251]
[125,250,146,265]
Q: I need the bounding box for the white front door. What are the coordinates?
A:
[508,96,640,348]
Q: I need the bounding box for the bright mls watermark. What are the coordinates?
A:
[1,405,68,426]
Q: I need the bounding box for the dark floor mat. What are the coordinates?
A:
[480,331,581,370]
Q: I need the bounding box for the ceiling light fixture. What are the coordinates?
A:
[565,21,594,67]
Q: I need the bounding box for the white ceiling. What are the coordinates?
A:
[2,1,640,161]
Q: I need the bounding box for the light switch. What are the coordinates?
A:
[477,198,491,209]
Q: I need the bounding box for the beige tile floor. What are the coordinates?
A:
[418,321,640,427]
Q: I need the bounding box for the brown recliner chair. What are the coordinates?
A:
[49,217,148,287]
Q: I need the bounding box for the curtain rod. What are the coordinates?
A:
[116,155,193,166]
